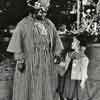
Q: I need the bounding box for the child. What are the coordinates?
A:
[58,36,89,100]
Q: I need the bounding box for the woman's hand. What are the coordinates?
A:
[16,59,25,73]
[17,63,25,73]
[54,55,61,64]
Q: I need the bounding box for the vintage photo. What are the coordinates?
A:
[0,0,100,100]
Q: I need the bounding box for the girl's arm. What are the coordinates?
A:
[80,56,89,89]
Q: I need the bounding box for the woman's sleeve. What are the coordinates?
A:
[7,23,24,60]
[46,19,64,55]
[53,27,64,55]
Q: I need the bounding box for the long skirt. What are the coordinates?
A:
[12,55,58,100]
[63,71,80,99]
[56,62,80,100]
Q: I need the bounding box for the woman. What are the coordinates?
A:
[7,0,63,100]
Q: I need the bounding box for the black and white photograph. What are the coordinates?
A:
[0,0,100,100]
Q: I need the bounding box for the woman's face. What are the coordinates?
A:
[36,9,47,20]
[72,37,80,50]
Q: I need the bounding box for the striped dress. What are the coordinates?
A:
[7,15,63,100]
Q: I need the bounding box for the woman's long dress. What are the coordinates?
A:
[7,16,63,100]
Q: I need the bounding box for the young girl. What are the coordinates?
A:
[58,36,89,100]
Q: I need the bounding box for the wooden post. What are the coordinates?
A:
[96,0,100,14]
[77,0,80,31]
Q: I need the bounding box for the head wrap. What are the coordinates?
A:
[27,0,50,11]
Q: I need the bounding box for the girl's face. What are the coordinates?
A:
[72,37,80,50]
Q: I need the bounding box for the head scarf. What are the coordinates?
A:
[27,0,50,12]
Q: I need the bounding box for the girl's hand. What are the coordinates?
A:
[54,55,61,64]
[59,62,66,67]
[58,62,66,76]
[80,81,85,90]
